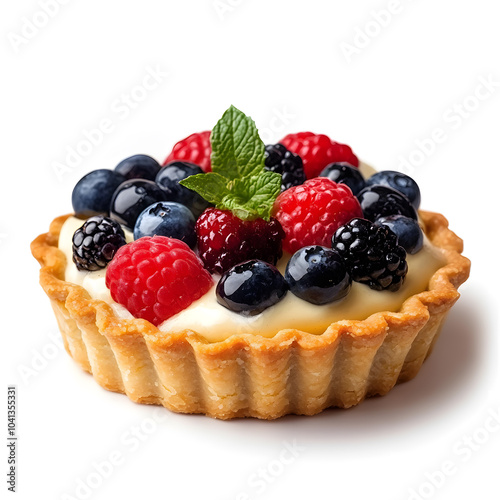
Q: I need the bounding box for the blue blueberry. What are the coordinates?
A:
[375,215,423,254]
[357,185,418,221]
[134,202,196,248]
[114,155,161,181]
[285,246,351,305]
[155,161,210,218]
[72,169,126,218]
[366,170,421,209]
[109,179,166,230]
[319,162,366,195]
[216,260,288,316]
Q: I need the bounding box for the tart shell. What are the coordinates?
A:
[31,211,470,419]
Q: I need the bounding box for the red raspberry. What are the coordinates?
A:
[272,177,363,254]
[280,132,359,179]
[196,208,285,274]
[105,236,213,326]
[163,131,212,172]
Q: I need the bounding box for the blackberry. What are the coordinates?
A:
[332,218,408,292]
[264,143,306,191]
[72,216,126,271]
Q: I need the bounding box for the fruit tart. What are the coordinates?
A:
[31,106,470,419]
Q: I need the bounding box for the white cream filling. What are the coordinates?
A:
[59,212,446,343]
[58,163,446,342]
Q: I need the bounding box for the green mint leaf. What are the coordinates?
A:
[179,105,282,221]
[179,173,231,207]
[211,105,265,179]
[226,171,282,221]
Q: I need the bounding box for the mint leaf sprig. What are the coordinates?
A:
[179,105,282,221]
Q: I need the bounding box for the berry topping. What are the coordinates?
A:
[285,246,351,305]
[180,106,282,222]
[375,215,423,254]
[155,161,210,218]
[72,216,126,271]
[357,185,418,222]
[264,143,306,191]
[114,154,161,181]
[216,260,288,316]
[134,202,196,248]
[109,179,166,230]
[196,208,285,274]
[72,169,126,218]
[280,132,359,179]
[366,170,421,209]
[105,236,213,326]
[319,162,366,196]
[272,177,363,254]
[163,131,212,172]
[332,218,408,292]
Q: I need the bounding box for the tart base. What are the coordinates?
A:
[31,211,470,419]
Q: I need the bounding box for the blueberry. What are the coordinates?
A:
[155,161,210,218]
[366,170,421,209]
[114,154,161,181]
[357,185,418,221]
[134,202,196,248]
[216,260,288,316]
[285,246,351,305]
[374,215,423,254]
[72,169,126,218]
[319,162,366,195]
[109,179,166,230]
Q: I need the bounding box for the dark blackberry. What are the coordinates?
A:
[264,143,306,191]
[332,218,408,292]
[72,216,126,271]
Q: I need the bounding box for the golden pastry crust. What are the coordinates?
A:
[31,211,470,419]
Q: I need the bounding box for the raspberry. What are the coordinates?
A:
[332,218,408,291]
[272,177,363,254]
[195,208,285,274]
[280,132,359,179]
[163,131,212,172]
[105,236,213,326]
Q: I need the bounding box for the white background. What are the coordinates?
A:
[2,1,499,499]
